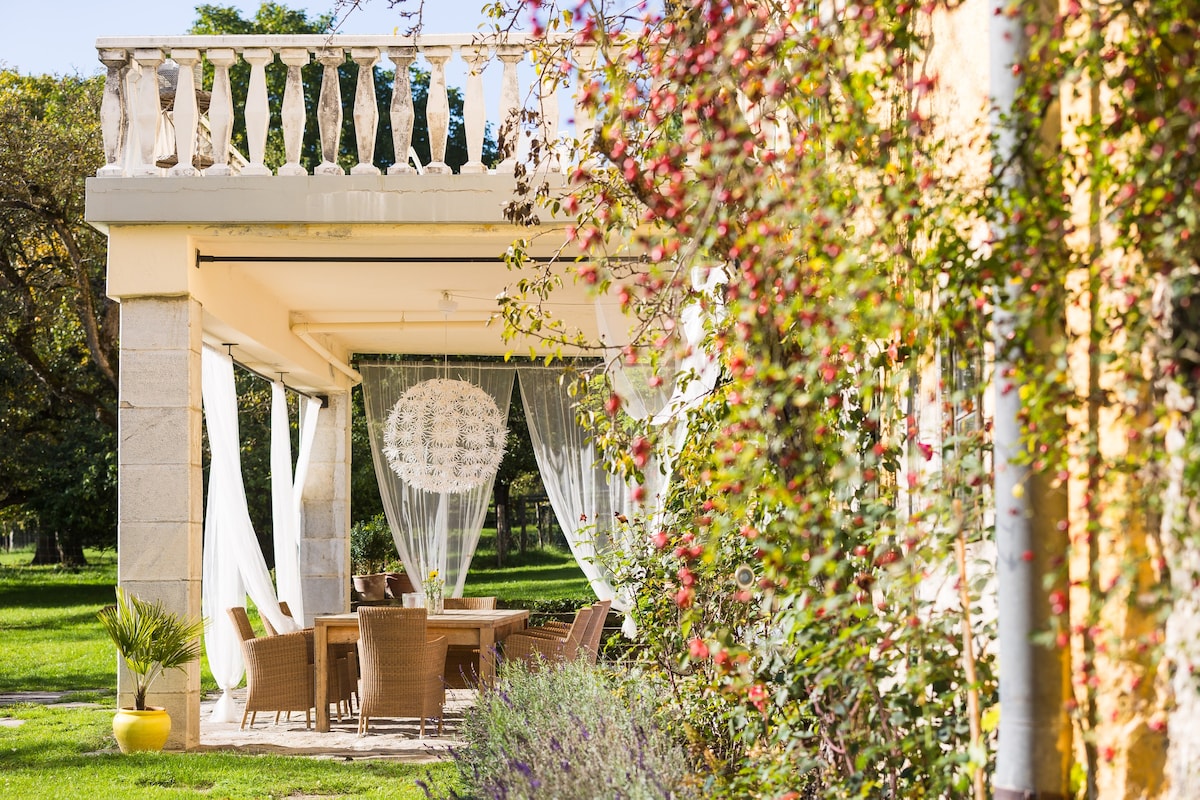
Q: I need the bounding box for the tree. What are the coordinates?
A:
[491,382,540,566]
[0,71,118,566]
[492,0,1200,796]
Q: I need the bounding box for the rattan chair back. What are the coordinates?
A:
[581,599,612,663]
[227,606,256,642]
[443,596,497,610]
[355,606,448,737]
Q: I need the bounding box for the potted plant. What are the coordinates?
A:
[96,587,206,753]
[351,514,395,602]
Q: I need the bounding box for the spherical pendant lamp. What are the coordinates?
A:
[382,378,507,494]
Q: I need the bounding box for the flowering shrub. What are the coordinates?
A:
[492,0,1200,795]
[450,659,697,800]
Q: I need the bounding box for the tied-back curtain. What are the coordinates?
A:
[201,346,298,722]
[271,383,322,625]
[517,369,669,622]
[360,363,515,597]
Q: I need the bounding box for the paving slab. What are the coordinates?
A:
[195,688,474,762]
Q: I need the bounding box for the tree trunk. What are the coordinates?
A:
[30,530,59,565]
[58,536,87,568]
[517,497,528,553]
[494,480,511,567]
[30,531,89,567]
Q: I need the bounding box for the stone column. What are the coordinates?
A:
[299,390,352,625]
[117,296,204,750]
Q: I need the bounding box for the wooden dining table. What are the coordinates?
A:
[312,607,530,732]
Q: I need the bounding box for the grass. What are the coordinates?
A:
[0,538,590,797]
[0,702,455,799]
[0,549,119,693]
[461,537,592,603]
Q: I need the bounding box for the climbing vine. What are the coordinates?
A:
[494,0,1200,797]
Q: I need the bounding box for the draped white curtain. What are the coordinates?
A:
[200,347,298,722]
[596,266,724,427]
[360,363,515,597]
[517,369,666,626]
[271,383,322,625]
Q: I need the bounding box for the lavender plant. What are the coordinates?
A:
[451,658,698,800]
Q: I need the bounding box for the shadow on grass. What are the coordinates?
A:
[0,580,114,611]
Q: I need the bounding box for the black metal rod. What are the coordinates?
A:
[228,352,327,408]
[196,253,644,266]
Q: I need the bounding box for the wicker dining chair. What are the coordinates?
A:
[442,596,498,610]
[235,603,355,722]
[355,607,448,737]
[267,601,357,715]
[226,607,315,730]
[516,599,611,662]
[502,606,593,670]
[579,599,612,664]
[442,596,497,688]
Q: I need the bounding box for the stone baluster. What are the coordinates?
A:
[572,44,597,152]
[241,48,274,176]
[460,46,489,174]
[206,49,236,176]
[315,49,346,175]
[538,62,561,172]
[423,46,453,174]
[279,48,310,176]
[97,49,129,177]
[495,45,524,174]
[131,48,163,176]
[350,47,381,175]
[168,49,201,176]
[387,47,417,174]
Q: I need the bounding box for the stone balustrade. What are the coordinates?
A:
[94,34,592,178]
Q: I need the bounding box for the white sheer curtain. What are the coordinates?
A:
[516,370,670,626]
[596,266,724,427]
[201,346,298,722]
[271,382,322,625]
[526,272,721,633]
[360,363,515,597]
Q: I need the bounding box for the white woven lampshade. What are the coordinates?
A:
[382,378,507,494]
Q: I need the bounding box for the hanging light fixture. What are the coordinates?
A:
[382,293,507,494]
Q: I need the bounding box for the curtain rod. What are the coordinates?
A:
[222,344,328,408]
[355,359,603,368]
[196,253,645,267]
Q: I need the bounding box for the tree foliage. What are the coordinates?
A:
[496,0,1200,796]
[0,70,118,563]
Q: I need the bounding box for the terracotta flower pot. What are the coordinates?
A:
[353,573,388,602]
[112,707,171,753]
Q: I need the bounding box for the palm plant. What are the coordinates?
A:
[96,587,206,710]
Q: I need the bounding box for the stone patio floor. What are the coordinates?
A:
[195,687,473,761]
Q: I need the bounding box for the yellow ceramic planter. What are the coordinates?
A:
[112,707,171,753]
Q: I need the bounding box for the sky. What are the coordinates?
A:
[0,0,521,77]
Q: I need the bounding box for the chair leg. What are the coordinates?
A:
[240,706,251,730]
[305,709,312,729]
[438,715,444,735]
[419,716,425,739]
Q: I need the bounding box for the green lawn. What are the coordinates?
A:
[0,702,455,799]
[0,541,589,797]
[0,549,119,693]
[462,537,592,603]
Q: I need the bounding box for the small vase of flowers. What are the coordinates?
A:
[425,569,444,614]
